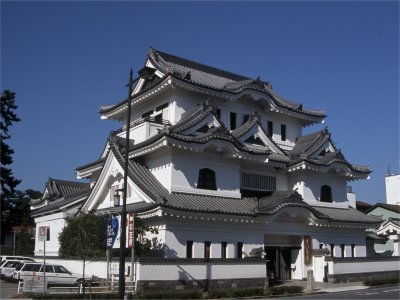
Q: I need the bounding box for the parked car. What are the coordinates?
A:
[0,256,35,262]
[1,260,31,281]
[14,263,83,286]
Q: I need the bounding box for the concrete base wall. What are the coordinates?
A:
[328,270,400,283]
[136,278,268,294]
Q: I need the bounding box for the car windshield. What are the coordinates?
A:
[54,265,70,274]
[22,264,42,271]
[14,263,25,271]
[3,261,20,267]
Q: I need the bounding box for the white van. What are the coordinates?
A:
[0,256,35,262]
[1,260,32,281]
[14,263,83,286]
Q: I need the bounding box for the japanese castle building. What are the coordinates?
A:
[32,48,381,281]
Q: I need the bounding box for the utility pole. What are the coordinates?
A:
[119,68,133,299]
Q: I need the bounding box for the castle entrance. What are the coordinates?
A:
[264,234,302,280]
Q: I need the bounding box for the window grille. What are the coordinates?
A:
[241,173,276,191]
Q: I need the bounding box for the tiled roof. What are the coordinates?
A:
[104,138,381,225]
[289,128,371,175]
[31,188,91,217]
[166,193,258,216]
[149,48,326,118]
[257,191,328,219]
[312,206,382,224]
[75,158,105,172]
[365,203,400,214]
[100,48,326,121]
[44,178,90,200]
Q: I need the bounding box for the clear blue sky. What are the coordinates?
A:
[2,1,399,204]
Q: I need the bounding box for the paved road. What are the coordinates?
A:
[0,280,19,300]
[276,286,400,299]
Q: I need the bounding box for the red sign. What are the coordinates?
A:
[127,213,134,248]
[38,226,48,242]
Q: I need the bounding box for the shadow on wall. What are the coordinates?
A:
[149,237,178,258]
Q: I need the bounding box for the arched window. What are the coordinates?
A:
[197,168,217,190]
[320,185,332,202]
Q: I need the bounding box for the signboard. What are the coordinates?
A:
[38,226,48,242]
[23,275,47,293]
[107,214,134,249]
[127,213,134,249]
[110,263,129,275]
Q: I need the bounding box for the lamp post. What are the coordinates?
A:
[118,69,133,299]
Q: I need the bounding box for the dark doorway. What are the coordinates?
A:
[265,247,294,280]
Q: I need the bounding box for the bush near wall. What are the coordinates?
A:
[363,277,400,286]
[29,285,304,299]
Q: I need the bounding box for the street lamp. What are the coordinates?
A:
[119,69,133,299]
[113,188,124,207]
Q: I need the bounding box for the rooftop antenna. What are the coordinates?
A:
[387,165,391,176]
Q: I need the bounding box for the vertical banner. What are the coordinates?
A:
[107,214,134,249]
[304,236,312,265]
[107,216,120,249]
[127,213,134,248]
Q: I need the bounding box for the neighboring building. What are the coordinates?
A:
[365,203,400,256]
[30,178,91,256]
[33,48,381,281]
[386,174,400,205]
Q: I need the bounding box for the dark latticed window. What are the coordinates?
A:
[197,168,217,190]
[320,185,333,203]
[267,121,273,138]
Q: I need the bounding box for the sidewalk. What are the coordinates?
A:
[276,279,368,293]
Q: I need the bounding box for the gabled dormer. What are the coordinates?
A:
[232,112,285,155]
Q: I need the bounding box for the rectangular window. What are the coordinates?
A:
[351,244,355,258]
[142,110,153,118]
[267,121,273,139]
[319,243,324,249]
[241,173,276,191]
[221,242,227,258]
[156,103,168,112]
[186,241,193,258]
[330,244,335,257]
[204,241,211,259]
[281,124,286,141]
[216,109,221,118]
[243,114,250,124]
[230,112,237,130]
[46,228,50,241]
[341,244,345,257]
[237,242,243,258]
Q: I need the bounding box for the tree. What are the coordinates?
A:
[1,90,21,197]
[1,90,22,245]
[15,228,35,255]
[59,212,108,284]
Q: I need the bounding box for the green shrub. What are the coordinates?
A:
[267,285,303,295]
[132,291,202,299]
[364,277,400,286]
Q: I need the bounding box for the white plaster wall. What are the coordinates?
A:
[312,228,367,258]
[163,218,265,258]
[170,151,241,198]
[386,174,400,205]
[37,258,110,279]
[172,90,302,151]
[327,258,400,274]
[289,172,347,204]
[34,212,68,257]
[136,261,266,281]
[145,150,173,192]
